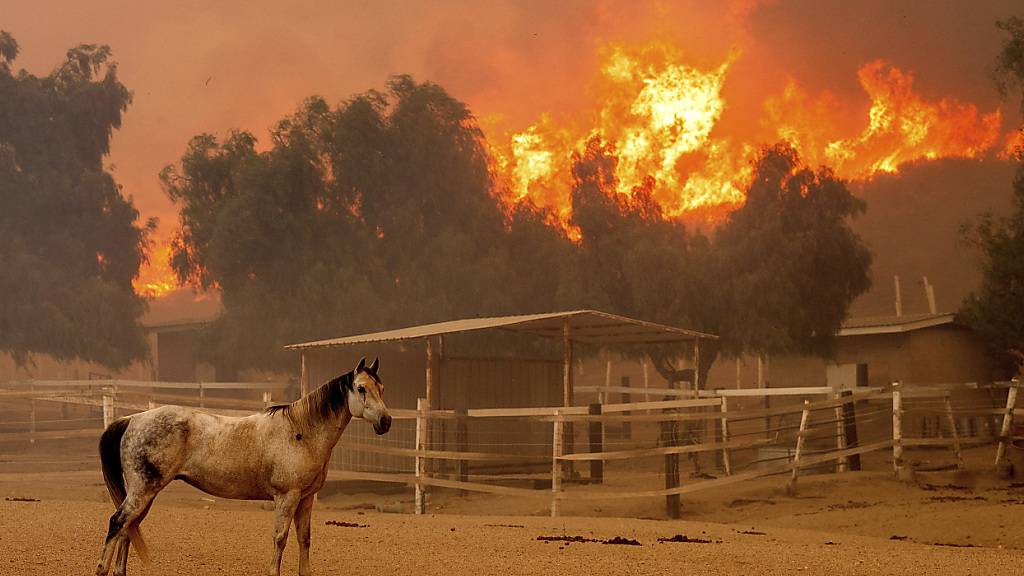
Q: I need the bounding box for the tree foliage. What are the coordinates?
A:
[0,32,152,367]
[166,76,872,378]
[994,16,1024,116]
[563,140,871,383]
[713,143,872,359]
[959,18,1024,372]
[163,77,567,371]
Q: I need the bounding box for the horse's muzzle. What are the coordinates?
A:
[374,414,392,435]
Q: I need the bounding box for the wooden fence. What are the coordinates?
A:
[2,378,1019,519]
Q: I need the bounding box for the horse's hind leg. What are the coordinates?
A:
[112,539,129,576]
[97,489,157,576]
[111,499,154,576]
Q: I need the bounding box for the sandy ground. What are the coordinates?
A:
[2,440,1023,575]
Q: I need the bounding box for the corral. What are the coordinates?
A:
[1,310,1022,574]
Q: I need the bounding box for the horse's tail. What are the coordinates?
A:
[99,417,151,565]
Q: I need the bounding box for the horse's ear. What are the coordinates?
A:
[368,357,379,374]
[356,357,366,373]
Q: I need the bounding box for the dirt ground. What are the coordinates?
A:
[1,440,1022,575]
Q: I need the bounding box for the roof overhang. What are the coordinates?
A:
[838,313,956,337]
[285,310,717,351]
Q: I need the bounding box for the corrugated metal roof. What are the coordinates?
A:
[285,310,717,350]
[839,312,956,336]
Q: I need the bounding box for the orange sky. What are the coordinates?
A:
[3,0,1021,241]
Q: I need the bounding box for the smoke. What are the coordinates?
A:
[850,157,1017,316]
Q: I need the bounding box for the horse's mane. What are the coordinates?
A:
[265,371,353,430]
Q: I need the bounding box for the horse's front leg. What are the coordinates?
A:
[268,490,301,576]
[292,494,315,576]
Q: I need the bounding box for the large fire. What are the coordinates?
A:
[140,41,1011,298]
[493,42,1006,229]
[134,244,176,299]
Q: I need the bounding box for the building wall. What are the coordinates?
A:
[304,342,564,473]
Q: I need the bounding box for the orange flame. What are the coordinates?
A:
[493,42,1007,230]
[134,244,177,299]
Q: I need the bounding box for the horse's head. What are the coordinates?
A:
[348,357,392,435]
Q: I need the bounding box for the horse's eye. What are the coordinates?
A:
[357,386,366,394]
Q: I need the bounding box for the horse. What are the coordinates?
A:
[95,357,391,576]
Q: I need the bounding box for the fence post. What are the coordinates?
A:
[787,400,811,495]
[103,394,114,429]
[262,391,272,409]
[551,411,564,517]
[720,396,732,476]
[892,382,905,478]
[415,397,427,515]
[943,394,964,470]
[833,391,848,472]
[29,383,36,445]
[148,400,157,411]
[456,409,469,491]
[621,376,632,439]
[661,419,680,519]
[841,389,862,471]
[588,403,603,484]
[995,382,1019,469]
[198,381,205,409]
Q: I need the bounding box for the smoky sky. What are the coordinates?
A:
[3,0,1022,239]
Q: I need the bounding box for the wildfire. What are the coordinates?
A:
[493,42,1007,230]
[134,244,177,299]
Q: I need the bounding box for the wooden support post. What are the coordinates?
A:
[588,403,603,484]
[415,397,427,515]
[621,376,632,439]
[299,353,309,397]
[841,389,862,471]
[834,390,848,473]
[995,383,1019,468]
[720,396,732,476]
[198,381,205,408]
[943,394,964,471]
[601,359,611,407]
[148,400,157,411]
[693,338,701,390]
[787,400,811,495]
[642,359,650,403]
[29,383,36,445]
[103,394,114,429]
[894,275,903,317]
[892,382,905,478]
[262,391,272,409]
[561,318,574,479]
[551,412,564,517]
[425,337,435,477]
[662,418,680,518]
[456,409,469,488]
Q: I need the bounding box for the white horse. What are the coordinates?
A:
[95,357,391,576]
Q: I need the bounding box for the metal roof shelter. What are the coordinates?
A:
[286,310,717,409]
[286,310,716,349]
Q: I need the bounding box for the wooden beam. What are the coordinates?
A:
[299,353,309,397]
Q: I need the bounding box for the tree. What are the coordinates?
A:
[959,17,1024,373]
[562,141,872,386]
[163,77,568,372]
[712,143,872,360]
[0,33,152,368]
